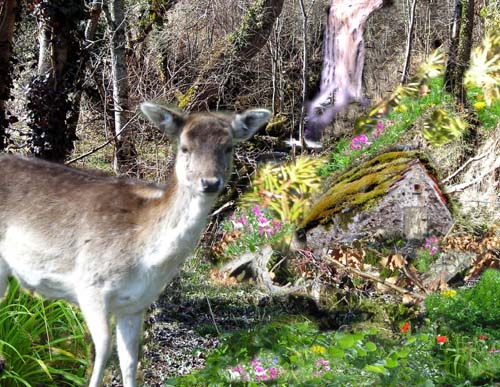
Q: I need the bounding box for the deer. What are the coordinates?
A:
[0,102,271,387]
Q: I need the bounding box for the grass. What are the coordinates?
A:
[319,77,454,176]
[165,269,500,387]
[0,279,88,387]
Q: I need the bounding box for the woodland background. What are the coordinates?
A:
[1,0,500,387]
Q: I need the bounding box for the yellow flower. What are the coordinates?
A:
[311,345,326,354]
[474,101,487,110]
[394,104,408,113]
[441,289,457,298]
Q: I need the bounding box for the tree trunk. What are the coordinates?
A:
[182,0,284,112]
[444,0,475,104]
[105,0,138,175]
[26,0,85,162]
[401,0,418,84]
[0,0,19,151]
[444,0,462,92]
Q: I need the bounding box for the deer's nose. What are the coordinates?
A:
[201,177,222,193]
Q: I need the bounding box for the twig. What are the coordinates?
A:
[442,143,497,183]
[205,295,221,336]
[326,256,425,300]
[444,161,500,193]
[65,112,140,165]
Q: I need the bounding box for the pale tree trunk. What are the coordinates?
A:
[306,0,388,141]
[182,0,284,111]
[0,0,19,150]
[27,0,84,162]
[104,0,138,175]
[401,0,418,84]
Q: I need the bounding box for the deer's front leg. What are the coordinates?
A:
[116,313,143,387]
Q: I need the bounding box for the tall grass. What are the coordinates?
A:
[0,279,88,387]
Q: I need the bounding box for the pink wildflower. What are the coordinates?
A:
[269,367,279,379]
[350,134,371,150]
[252,205,263,217]
[372,121,385,139]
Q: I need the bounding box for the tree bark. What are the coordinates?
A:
[104,0,138,175]
[444,0,462,92]
[182,0,284,112]
[444,0,475,105]
[27,0,85,162]
[0,0,19,151]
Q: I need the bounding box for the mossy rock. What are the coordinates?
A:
[301,151,435,230]
[297,150,453,253]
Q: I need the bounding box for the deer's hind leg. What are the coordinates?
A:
[78,291,112,387]
[116,313,143,387]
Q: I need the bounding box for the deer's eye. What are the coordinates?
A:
[180,146,189,154]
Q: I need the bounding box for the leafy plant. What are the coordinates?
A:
[0,279,88,387]
[465,31,500,106]
[422,108,468,146]
[241,156,325,224]
[425,269,500,338]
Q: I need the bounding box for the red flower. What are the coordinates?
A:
[400,322,410,334]
[436,335,447,345]
[478,335,488,341]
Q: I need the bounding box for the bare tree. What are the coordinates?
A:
[104,0,138,174]
[182,0,285,111]
[401,0,418,84]
[0,0,19,150]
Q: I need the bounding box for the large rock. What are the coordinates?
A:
[297,151,453,257]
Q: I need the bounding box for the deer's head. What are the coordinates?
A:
[140,103,270,195]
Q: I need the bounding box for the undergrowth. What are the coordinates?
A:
[0,279,88,387]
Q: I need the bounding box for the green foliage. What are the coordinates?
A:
[468,86,500,129]
[465,31,500,106]
[422,108,468,146]
[241,156,325,224]
[0,279,87,386]
[425,269,500,338]
[480,2,500,33]
[321,76,453,176]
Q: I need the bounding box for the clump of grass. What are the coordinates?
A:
[0,279,88,387]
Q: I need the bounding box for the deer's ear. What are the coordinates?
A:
[231,108,271,142]
[140,102,185,137]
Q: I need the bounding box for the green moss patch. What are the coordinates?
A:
[300,151,431,231]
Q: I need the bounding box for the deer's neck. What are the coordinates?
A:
[141,176,216,271]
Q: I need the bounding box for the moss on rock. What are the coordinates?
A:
[300,151,436,231]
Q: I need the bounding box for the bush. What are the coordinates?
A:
[425,269,500,337]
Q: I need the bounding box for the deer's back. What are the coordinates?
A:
[0,155,167,302]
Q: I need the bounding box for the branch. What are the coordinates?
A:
[444,161,500,193]
[443,136,499,183]
[65,112,140,165]
[325,256,425,300]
